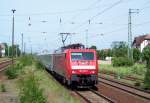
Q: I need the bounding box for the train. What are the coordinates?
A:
[38,43,98,88]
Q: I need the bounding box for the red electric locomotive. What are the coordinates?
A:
[51,44,98,87]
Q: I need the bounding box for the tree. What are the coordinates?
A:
[111,41,128,57]
[133,48,141,62]
[97,50,107,60]
[89,45,97,50]
[142,46,150,89]
[6,44,21,57]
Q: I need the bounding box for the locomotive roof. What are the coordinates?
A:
[54,43,86,53]
[62,43,85,49]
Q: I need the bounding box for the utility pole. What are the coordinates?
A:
[8,45,9,57]
[128,9,139,60]
[85,29,88,48]
[29,38,32,55]
[85,20,91,48]
[16,45,18,57]
[24,42,26,54]
[21,33,23,56]
[11,9,16,68]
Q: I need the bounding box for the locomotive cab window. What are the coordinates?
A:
[71,52,94,60]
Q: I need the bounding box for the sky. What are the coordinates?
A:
[0,0,150,53]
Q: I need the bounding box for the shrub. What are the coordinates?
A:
[35,61,45,70]
[1,84,6,92]
[5,63,23,79]
[133,48,141,62]
[134,82,141,87]
[143,46,150,89]
[19,55,33,66]
[112,57,134,67]
[5,66,18,79]
[131,64,145,75]
[19,73,47,103]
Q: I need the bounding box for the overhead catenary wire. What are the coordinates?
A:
[71,0,123,32]
[64,0,103,24]
[88,20,150,39]
[0,1,103,17]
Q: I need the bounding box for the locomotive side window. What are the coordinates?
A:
[71,52,94,60]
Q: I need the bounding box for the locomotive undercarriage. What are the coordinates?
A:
[71,74,98,86]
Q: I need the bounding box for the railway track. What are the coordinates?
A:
[99,72,143,82]
[74,88,116,103]
[45,69,116,103]
[0,60,12,72]
[99,76,150,101]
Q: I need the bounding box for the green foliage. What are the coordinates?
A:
[1,84,6,92]
[97,41,128,59]
[19,73,47,103]
[89,45,97,50]
[5,44,21,57]
[131,64,146,75]
[111,41,127,49]
[100,63,145,80]
[134,81,141,87]
[35,61,45,70]
[5,63,22,79]
[97,50,106,60]
[112,57,134,67]
[133,48,141,62]
[142,46,150,89]
[5,66,18,79]
[111,41,128,57]
[144,68,150,89]
[19,55,33,66]
[97,49,113,60]
[142,46,150,64]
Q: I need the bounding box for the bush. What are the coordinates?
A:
[35,61,45,70]
[112,57,134,67]
[19,55,33,66]
[5,63,23,79]
[133,48,141,62]
[1,84,6,92]
[142,46,150,89]
[131,64,145,75]
[5,66,18,79]
[19,73,47,103]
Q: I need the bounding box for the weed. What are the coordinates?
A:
[99,64,145,80]
[5,66,18,79]
[19,55,33,66]
[134,82,141,87]
[112,57,134,67]
[19,73,47,103]
[1,84,6,92]
[35,61,45,70]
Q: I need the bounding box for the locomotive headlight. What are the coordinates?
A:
[72,70,76,74]
[91,71,95,74]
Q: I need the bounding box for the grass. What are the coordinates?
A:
[21,65,80,103]
[15,55,80,103]
[19,71,47,103]
[0,84,6,92]
[2,55,81,103]
[99,63,146,80]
